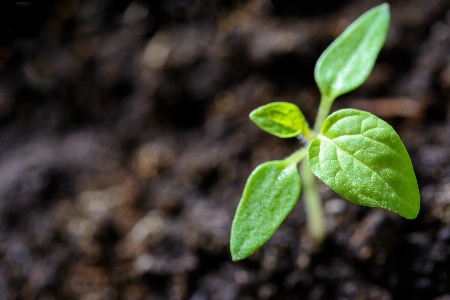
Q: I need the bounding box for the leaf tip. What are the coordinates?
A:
[375,3,390,23]
[230,242,248,261]
[401,201,420,220]
[230,224,252,261]
[249,110,257,125]
[378,2,390,11]
[231,253,242,262]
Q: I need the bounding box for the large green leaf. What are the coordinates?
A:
[315,3,390,100]
[249,102,309,138]
[308,109,419,219]
[230,160,301,261]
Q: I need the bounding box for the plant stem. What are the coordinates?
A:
[300,161,326,243]
[285,148,308,165]
[313,95,334,132]
[290,94,332,242]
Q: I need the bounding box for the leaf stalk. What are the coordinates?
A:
[313,95,334,132]
[285,148,308,165]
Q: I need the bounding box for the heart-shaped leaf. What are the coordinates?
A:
[308,108,419,219]
[315,3,390,101]
[250,102,309,138]
[230,160,301,261]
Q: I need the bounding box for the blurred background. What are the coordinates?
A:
[1,0,450,299]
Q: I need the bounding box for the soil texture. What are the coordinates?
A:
[1,0,450,299]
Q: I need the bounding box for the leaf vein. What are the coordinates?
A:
[320,137,408,210]
[332,133,399,155]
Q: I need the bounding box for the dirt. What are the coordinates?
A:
[0,0,450,299]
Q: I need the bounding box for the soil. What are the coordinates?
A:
[1,0,450,299]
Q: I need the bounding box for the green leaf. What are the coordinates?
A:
[249,102,309,138]
[315,3,390,100]
[230,160,301,260]
[307,109,420,219]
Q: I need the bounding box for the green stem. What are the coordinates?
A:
[313,95,334,132]
[287,94,332,242]
[300,161,326,243]
[285,148,308,165]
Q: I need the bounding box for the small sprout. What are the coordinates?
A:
[230,3,420,261]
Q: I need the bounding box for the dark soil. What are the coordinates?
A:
[1,0,450,299]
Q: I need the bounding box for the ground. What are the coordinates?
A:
[0,0,450,299]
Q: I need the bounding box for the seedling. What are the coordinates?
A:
[230,3,420,261]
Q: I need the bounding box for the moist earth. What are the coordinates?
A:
[1,0,450,299]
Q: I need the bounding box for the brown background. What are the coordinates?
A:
[0,0,450,299]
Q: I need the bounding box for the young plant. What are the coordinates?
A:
[230,3,420,261]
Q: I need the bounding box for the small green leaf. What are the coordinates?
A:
[308,109,420,219]
[315,3,390,100]
[230,160,301,260]
[249,102,309,138]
